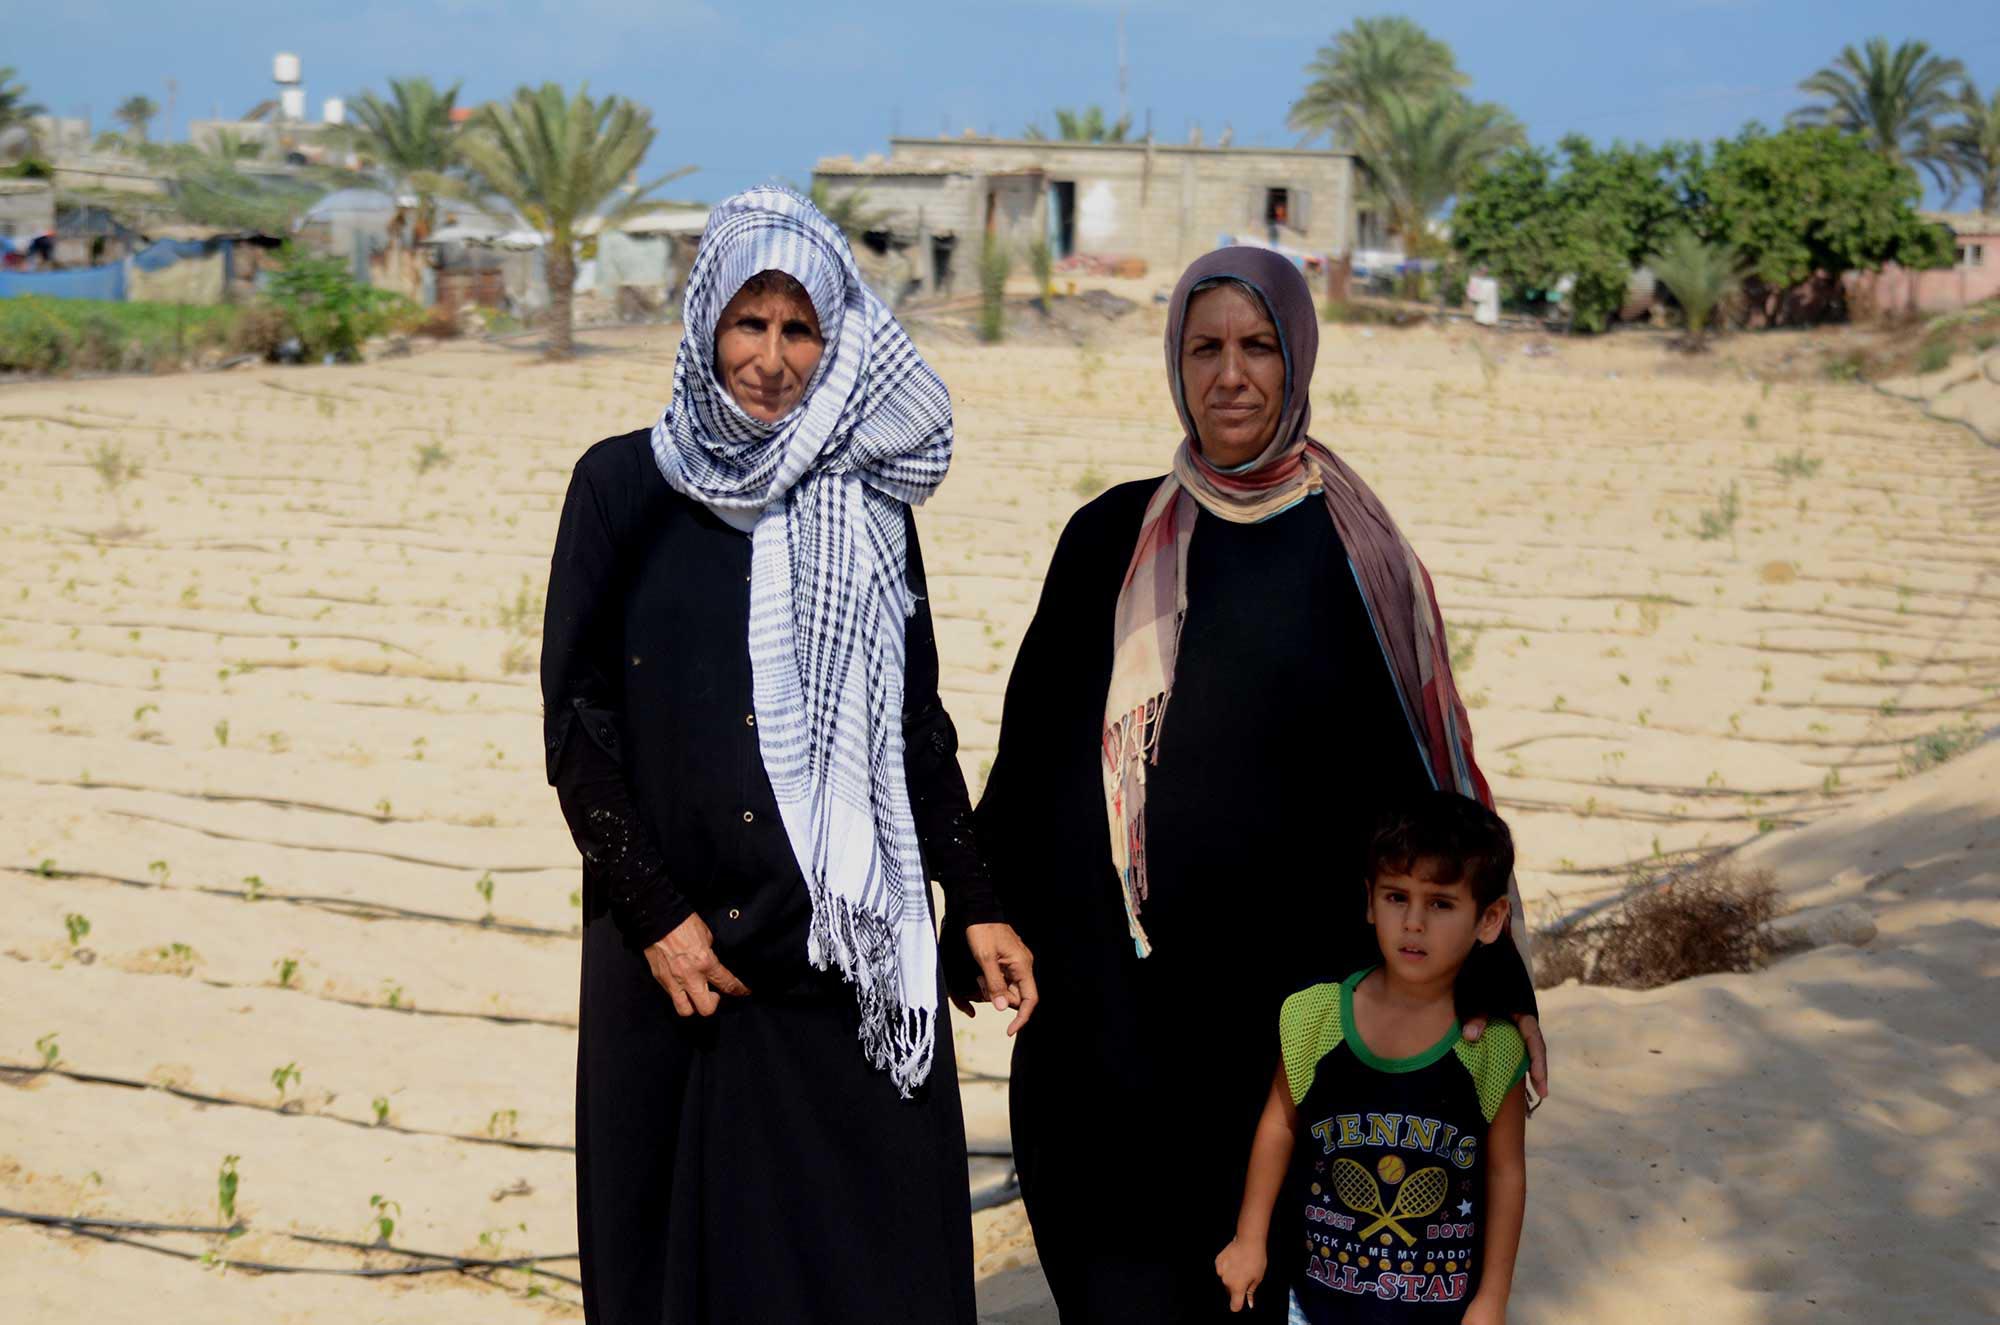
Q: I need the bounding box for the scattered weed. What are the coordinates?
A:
[274,956,299,988]
[270,1061,302,1103]
[64,913,90,947]
[372,1095,391,1126]
[1901,721,1981,776]
[367,1194,400,1244]
[217,1155,240,1224]
[487,1108,519,1140]
[413,442,451,475]
[1774,449,1822,480]
[35,1032,59,1069]
[1072,466,1107,501]
[1694,483,1741,542]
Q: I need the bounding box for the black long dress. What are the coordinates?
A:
[542,429,1002,1325]
[977,480,1536,1324]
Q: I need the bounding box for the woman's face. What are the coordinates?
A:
[713,275,825,422]
[1178,283,1286,467]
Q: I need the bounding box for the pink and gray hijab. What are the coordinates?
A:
[1102,246,1526,959]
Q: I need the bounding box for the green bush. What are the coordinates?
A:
[978,238,1012,344]
[0,298,241,376]
[1915,339,1953,374]
[265,248,420,362]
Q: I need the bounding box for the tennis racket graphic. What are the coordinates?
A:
[1331,1158,1449,1247]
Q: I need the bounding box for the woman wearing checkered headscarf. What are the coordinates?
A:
[544,187,1034,1324]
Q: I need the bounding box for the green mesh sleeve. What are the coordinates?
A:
[1277,982,1345,1105]
[1452,1021,1529,1123]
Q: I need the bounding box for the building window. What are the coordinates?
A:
[1265,187,1290,235]
[1960,243,1985,268]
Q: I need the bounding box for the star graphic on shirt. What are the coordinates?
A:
[1457,1199,1473,1216]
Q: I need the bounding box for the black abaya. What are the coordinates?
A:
[542,429,999,1325]
[977,480,1536,1325]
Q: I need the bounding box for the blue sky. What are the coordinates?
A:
[16,1,2000,206]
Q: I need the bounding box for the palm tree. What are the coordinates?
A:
[341,77,464,237]
[807,180,884,240]
[1647,230,1740,351]
[1288,17,1466,151]
[1789,37,1965,190]
[458,83,691,360]
[1348,92,1523,271]
[1943,83,2000,212]
[0,67,43,143]
[1024,105,1131,143]
[115,94,158,143]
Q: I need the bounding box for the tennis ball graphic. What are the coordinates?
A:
[1376,1155,1406,1184]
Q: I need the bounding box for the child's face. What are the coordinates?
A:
[1367,862,1511,983]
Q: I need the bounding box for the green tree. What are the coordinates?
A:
[1943,83,2000,212]
[1453,137,1686,332]
[458,83,691,360]
[1288,16,1467,151]
[1647,229,1740,349]
[1692,125,1953,322]
[115,94,158,143]
[1351,92,1522,275]
[1025,106,1131,143]
[1788,37,1965,190]
[0,67,43,140]
[342,77,465,238]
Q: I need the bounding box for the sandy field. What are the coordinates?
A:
[1,311,1995,1323]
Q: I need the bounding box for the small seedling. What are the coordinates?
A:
[1774,449,1822,480]
[487,1108,519,1140]
[383,981,405,1010]
[35,1032,59,1069]
[217,1155,240,1224]
[64,913,90,947]
[475,871,496,920]
[1695,483,1741,542]
[214,719,230,747]
[271,1061,302,1103]
[148,860,170,885]
[242,875,264,902]
[37,858,58,878]
[413,442,451,475]
[274,957,298,988]
[372,1096,391,1126]
[367,1194,400,1244]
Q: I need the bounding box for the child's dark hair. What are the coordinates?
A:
[1366,791,1514,910]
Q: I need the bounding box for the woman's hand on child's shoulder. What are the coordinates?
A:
[1461,1293,1507,1325]
[1214,1237,1266,1314]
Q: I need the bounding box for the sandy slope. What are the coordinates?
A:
[1,315,1994,1322]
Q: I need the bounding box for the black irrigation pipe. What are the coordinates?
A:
[7,864,579,939]
[1,1064,1028,1205]
[1864,358,1999,450]
[0,1062,573,1154]
[1,1206,583,1298]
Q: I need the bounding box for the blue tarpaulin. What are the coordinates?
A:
[0,262,128,302]
[131,238,217,272]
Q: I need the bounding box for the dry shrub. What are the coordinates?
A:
[231,303,293,359]
[1760,560,1798,584]
[1533,858,1779,990]
[415,304,463,339]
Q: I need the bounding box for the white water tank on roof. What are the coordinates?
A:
[280,88,306,122]
[274,53,301,85]
[323,97,345,125]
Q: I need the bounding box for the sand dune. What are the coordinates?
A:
[2,316,1994,1321]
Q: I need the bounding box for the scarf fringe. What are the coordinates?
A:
[807,888,936,1097]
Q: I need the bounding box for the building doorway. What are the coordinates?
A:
[1049,180,1076,258]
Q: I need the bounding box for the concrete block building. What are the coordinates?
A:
[813,135,1358,298]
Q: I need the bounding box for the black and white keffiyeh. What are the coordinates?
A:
[649,186,954,1093]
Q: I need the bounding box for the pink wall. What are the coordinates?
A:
[1855,231,2000,316]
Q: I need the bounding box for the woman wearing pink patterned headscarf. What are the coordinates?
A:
[978,247,1547,1324]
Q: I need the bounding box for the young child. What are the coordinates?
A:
[1216,791,1530,1324]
